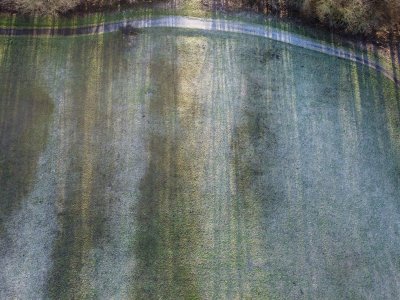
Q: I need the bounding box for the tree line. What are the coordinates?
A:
[264,0,400,35]
[0,0,399,36]
[0,0,135,16]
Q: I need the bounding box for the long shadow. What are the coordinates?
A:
[132,29,202,299]
[0,36,53,236]
[45,32,131,299]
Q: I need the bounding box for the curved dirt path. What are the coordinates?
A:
[0,16,398,85]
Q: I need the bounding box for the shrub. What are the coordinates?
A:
[1,0,81,15]
[0,0,138,15]
[256,0,400,35]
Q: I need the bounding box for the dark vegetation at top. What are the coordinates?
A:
[0,0,136,16]
[255,0,400,35]
[0,0,399,38]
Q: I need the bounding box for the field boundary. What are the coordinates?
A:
[0,15,398,86]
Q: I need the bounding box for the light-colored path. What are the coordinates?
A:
[1,16,399,86]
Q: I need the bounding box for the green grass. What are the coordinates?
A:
[0,22,399,299]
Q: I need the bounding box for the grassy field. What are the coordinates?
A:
[0,27,399,299]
